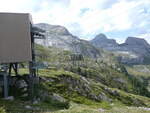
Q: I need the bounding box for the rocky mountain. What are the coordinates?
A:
[35,23,100,58]
[90,33,118,51]
[35,23,150,64]
[90,34,150,64]
[120,37,150,56]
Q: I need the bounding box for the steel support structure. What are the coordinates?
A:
[0,25,45,100]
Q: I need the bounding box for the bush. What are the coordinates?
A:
[45,97,70,109]
[0,107,6,113]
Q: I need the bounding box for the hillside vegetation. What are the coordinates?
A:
[0,44,150,113]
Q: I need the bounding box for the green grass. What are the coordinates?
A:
[0,99,33,113]
[19,68,80,79]
[52,103,100,113]
[51,103,150,113]
[0,98,66,113]
[0,107,6,113]
[1,68,150,113]
[1,100,150,113]
[18,68,150,105]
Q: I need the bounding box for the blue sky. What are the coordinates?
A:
[0,0,150,44]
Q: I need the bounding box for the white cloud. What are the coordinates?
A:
[136,33,150,44]
[0,0,150,42]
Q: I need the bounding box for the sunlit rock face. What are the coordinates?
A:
[35,23,101,58]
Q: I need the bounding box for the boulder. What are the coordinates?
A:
[98,93,112,102]
[50,93,67,103]
[4,96,14,101]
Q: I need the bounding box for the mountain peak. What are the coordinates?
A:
[93,33,117,44]
[125,37,149,47]
[35,23,101,58]
[36,23,70,35]
[90,33,118,50]
[94,33,108,40]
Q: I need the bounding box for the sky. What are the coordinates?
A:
[0,0,150,44]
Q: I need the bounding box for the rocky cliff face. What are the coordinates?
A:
[90,35,150,64]
[90,33,118,51]
[120,37,150,56]
[35,23,100,58]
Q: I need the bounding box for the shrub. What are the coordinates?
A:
[0,107,6,113]
[45,97,70,109]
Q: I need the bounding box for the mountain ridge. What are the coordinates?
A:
[90,34,150,47]
[90,34,150,64]
[35,23,150,64]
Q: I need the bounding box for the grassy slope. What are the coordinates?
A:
[20,69,150,105]
[1,104,150,113]
[1,45,150,113]
[1,69,150,113]
[52,103,150,113]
